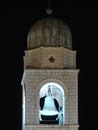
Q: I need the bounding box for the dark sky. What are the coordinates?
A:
[1,2,98,130]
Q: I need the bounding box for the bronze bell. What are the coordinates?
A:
[40,86,58,116]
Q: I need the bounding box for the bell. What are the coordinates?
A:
[40,86,58,116]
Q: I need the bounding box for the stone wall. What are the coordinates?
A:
[24,47,76,69]
[24,124,79,130]
[22,69,79,127]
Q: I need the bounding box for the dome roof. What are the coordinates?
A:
[27,18,72,50]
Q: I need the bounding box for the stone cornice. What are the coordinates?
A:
[25,124,79,128]
[24,69,80,74]
[25,46,76,53]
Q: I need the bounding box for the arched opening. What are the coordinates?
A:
[39,82,65,125]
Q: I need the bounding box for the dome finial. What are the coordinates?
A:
[46,0,53,15]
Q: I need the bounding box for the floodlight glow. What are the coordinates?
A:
[39,82,65,124]
[40,110,58,116]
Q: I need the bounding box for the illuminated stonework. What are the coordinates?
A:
[21,17,79,130]
[24,47,76,69]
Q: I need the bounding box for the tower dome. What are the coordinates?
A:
[27,18,72,50]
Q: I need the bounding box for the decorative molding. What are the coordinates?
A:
[25,124,79,128]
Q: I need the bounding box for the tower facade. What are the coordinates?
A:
[21,17,79,130]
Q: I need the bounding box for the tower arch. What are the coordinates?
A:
[36,79,68,124]
[36,79,68,96]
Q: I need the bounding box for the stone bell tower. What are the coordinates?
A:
[21,15,79,130]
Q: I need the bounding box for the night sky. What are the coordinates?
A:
[1,2,98,130]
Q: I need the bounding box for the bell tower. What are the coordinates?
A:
[21,14,79,130]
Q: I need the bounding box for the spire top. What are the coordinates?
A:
[46,0,53,15]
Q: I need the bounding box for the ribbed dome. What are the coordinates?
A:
[27,18,72,50]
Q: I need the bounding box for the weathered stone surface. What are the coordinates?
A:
[24,124,79,130]
[27,18,72,50]
[24,47,76,69]
[21,69,79,128]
